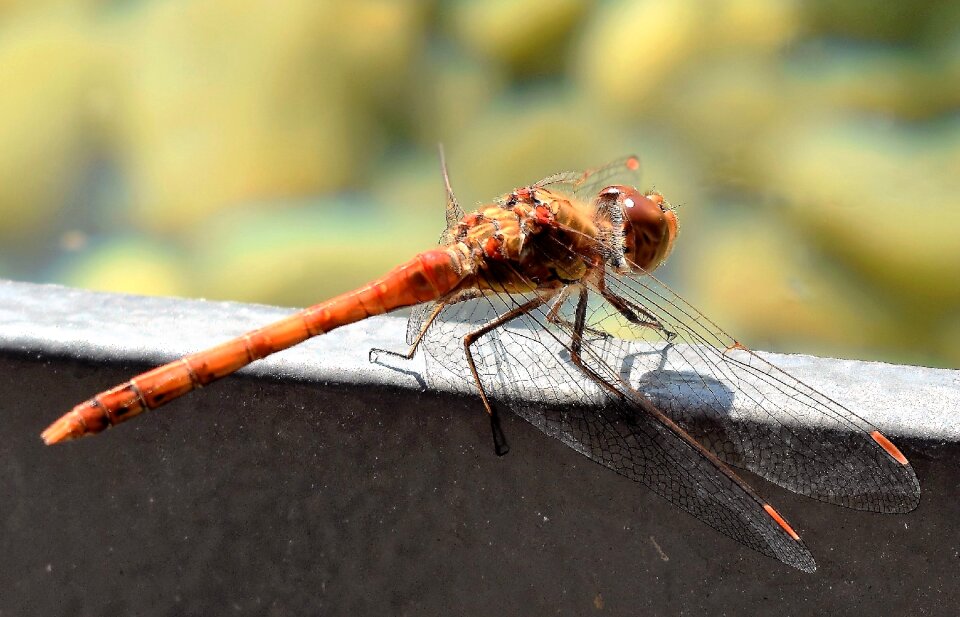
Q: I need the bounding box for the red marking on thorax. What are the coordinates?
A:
[533,204,553,225]
[484,236,505,260]
[462,213,482,227]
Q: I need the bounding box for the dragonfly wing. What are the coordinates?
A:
[406,303,435,346]
[406,148,468,345]
[528,379,818,573]
[534,155,642,201]
[586,265,920,513]
[408,291,515,378]
[438,144,465,246]
[415,288,817,572]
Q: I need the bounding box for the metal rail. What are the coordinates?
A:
[2,279,958,615]
[1,279,957,441]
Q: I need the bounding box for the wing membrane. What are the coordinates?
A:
[585,264,920,513]
[410,280,816,572]
[534,155,642,201]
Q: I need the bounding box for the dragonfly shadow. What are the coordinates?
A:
[536,340,747,469]
[368,348,428,390]
[618,346,748,468]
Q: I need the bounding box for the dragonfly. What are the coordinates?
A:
[41,151,920,572]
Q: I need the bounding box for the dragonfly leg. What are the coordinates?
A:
[567,286,590,367]
[463,296,547,456]
[597,282,676,341]
[563,287,639,399]
[368,301,446,363]
[563,286,630,402]
[595,269,665,329]
[545,285,611,341]
[544,285,572,322]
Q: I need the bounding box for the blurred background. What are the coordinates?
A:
[0,0,958,368]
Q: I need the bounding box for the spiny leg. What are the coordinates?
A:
[596,270,676,341]
[544,285,572,323]
[369,288,487,363]
[462,296,547,456]
[564,285,627,401]
[368,300,446,363]
[545,285,612,341]
[568,286,590,365]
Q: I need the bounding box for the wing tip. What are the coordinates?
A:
[870,430,910,465]
[761,503,819,572]
[796,557,818,574]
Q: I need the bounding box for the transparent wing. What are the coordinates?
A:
[533,155,642,201]
[406,147,466,344]
[577,261,920,514]
[407,305,434,346]
[438,144,464,246]
[413,284,816,572]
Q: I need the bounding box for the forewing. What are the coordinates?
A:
[407,303,436,346]
[406,148,466,344]
[439,148,464,246]
[587,265,921,513]
[534,155,642,201]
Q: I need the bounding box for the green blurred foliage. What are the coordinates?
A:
[0,0,957,367]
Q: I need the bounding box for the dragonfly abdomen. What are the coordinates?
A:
[41,247,468,444]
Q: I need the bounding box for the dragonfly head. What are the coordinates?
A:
[596,186,678,273]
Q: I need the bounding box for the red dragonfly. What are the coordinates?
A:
[41,152,920,572]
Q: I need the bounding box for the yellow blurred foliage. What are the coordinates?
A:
[449,0,588,70]
[51,236,188,298]
[685,213,902,359]
[0,14,111,240]
[760,116,960,310]
[185,200,431,306]
[0,0,956,366]
[576,0,798,117]
[118,0,425,232]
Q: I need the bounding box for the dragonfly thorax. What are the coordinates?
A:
[594,186,678,274]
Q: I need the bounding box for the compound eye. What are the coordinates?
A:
[598,185,677,272]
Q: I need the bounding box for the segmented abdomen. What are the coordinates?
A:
[41,247,467,444]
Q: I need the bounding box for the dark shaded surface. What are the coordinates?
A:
[1,350,958,616]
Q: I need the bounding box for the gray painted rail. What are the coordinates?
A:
[1,280,958,616]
